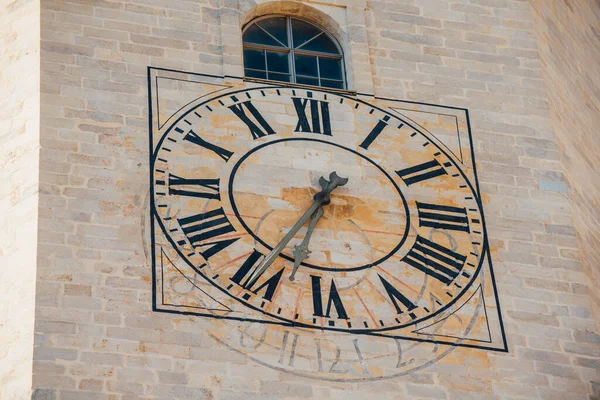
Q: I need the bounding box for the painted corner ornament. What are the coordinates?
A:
[147,67,507,381]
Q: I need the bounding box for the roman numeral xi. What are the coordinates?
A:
[229,99,276,140]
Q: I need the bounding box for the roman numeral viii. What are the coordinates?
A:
[292,97,331,135]
[403,236,466,285]
[396,159,447,186]
[183,129,233,162]
[311,276,349,320]
[417,202,469,233]
[168,173,220,200]
[229,99,276,140]
[178,207,238,260]
[230,250,284,302]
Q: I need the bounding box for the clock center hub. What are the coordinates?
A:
[228,138,410,272]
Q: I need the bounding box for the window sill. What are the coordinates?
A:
[243,77,357,96]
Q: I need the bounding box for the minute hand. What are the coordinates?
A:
[245,171,349,288]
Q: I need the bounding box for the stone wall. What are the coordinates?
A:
[529,0,600,331]
[0,0,40,399]
[33,0,600,399]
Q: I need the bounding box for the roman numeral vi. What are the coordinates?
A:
[311,276,349,320]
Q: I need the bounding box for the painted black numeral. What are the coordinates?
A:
[360,115,390,149]
[178,208,238,259]
[378,274,417,318]
[292,97,331,135]
[168,174,220,200]
[311,276,349,320]
[183,129,233,162]
[403,236,466,285]
[417,202,469,232]
[396,159,447,185]
[230,249,283,301]
[229,100,275,139]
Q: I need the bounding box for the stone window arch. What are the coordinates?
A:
[242,15,346,90]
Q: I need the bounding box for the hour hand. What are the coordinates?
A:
[289,206,324,281]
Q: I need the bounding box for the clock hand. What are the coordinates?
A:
[245,171,348,288]
[290,206,324,281]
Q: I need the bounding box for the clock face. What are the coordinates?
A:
[152,86,486,334]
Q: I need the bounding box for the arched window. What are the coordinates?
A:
[242,16,345,90]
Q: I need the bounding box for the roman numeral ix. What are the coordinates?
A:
[396,159,447,186]
[230,249,284,302]
[292,97,331,135]
[403,236,466,285]
[168,173,220,200]
[178,207,238,260]
[229,99,276,140]
[417,202,470,232]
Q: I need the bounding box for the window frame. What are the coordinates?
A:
[241,15,347,90]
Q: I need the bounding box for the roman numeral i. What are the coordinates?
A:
[311,276,349,320]
[293,97,331,135]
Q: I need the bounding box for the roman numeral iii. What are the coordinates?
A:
[417,202,470,232]
[230,250,284,301]
[177,207,238,260]
[396,159,447,186]
[168,174,220,200]
[311,276,349,320]
[403,236,466,285]
[292,97,332,135]
[229,100,276,139]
